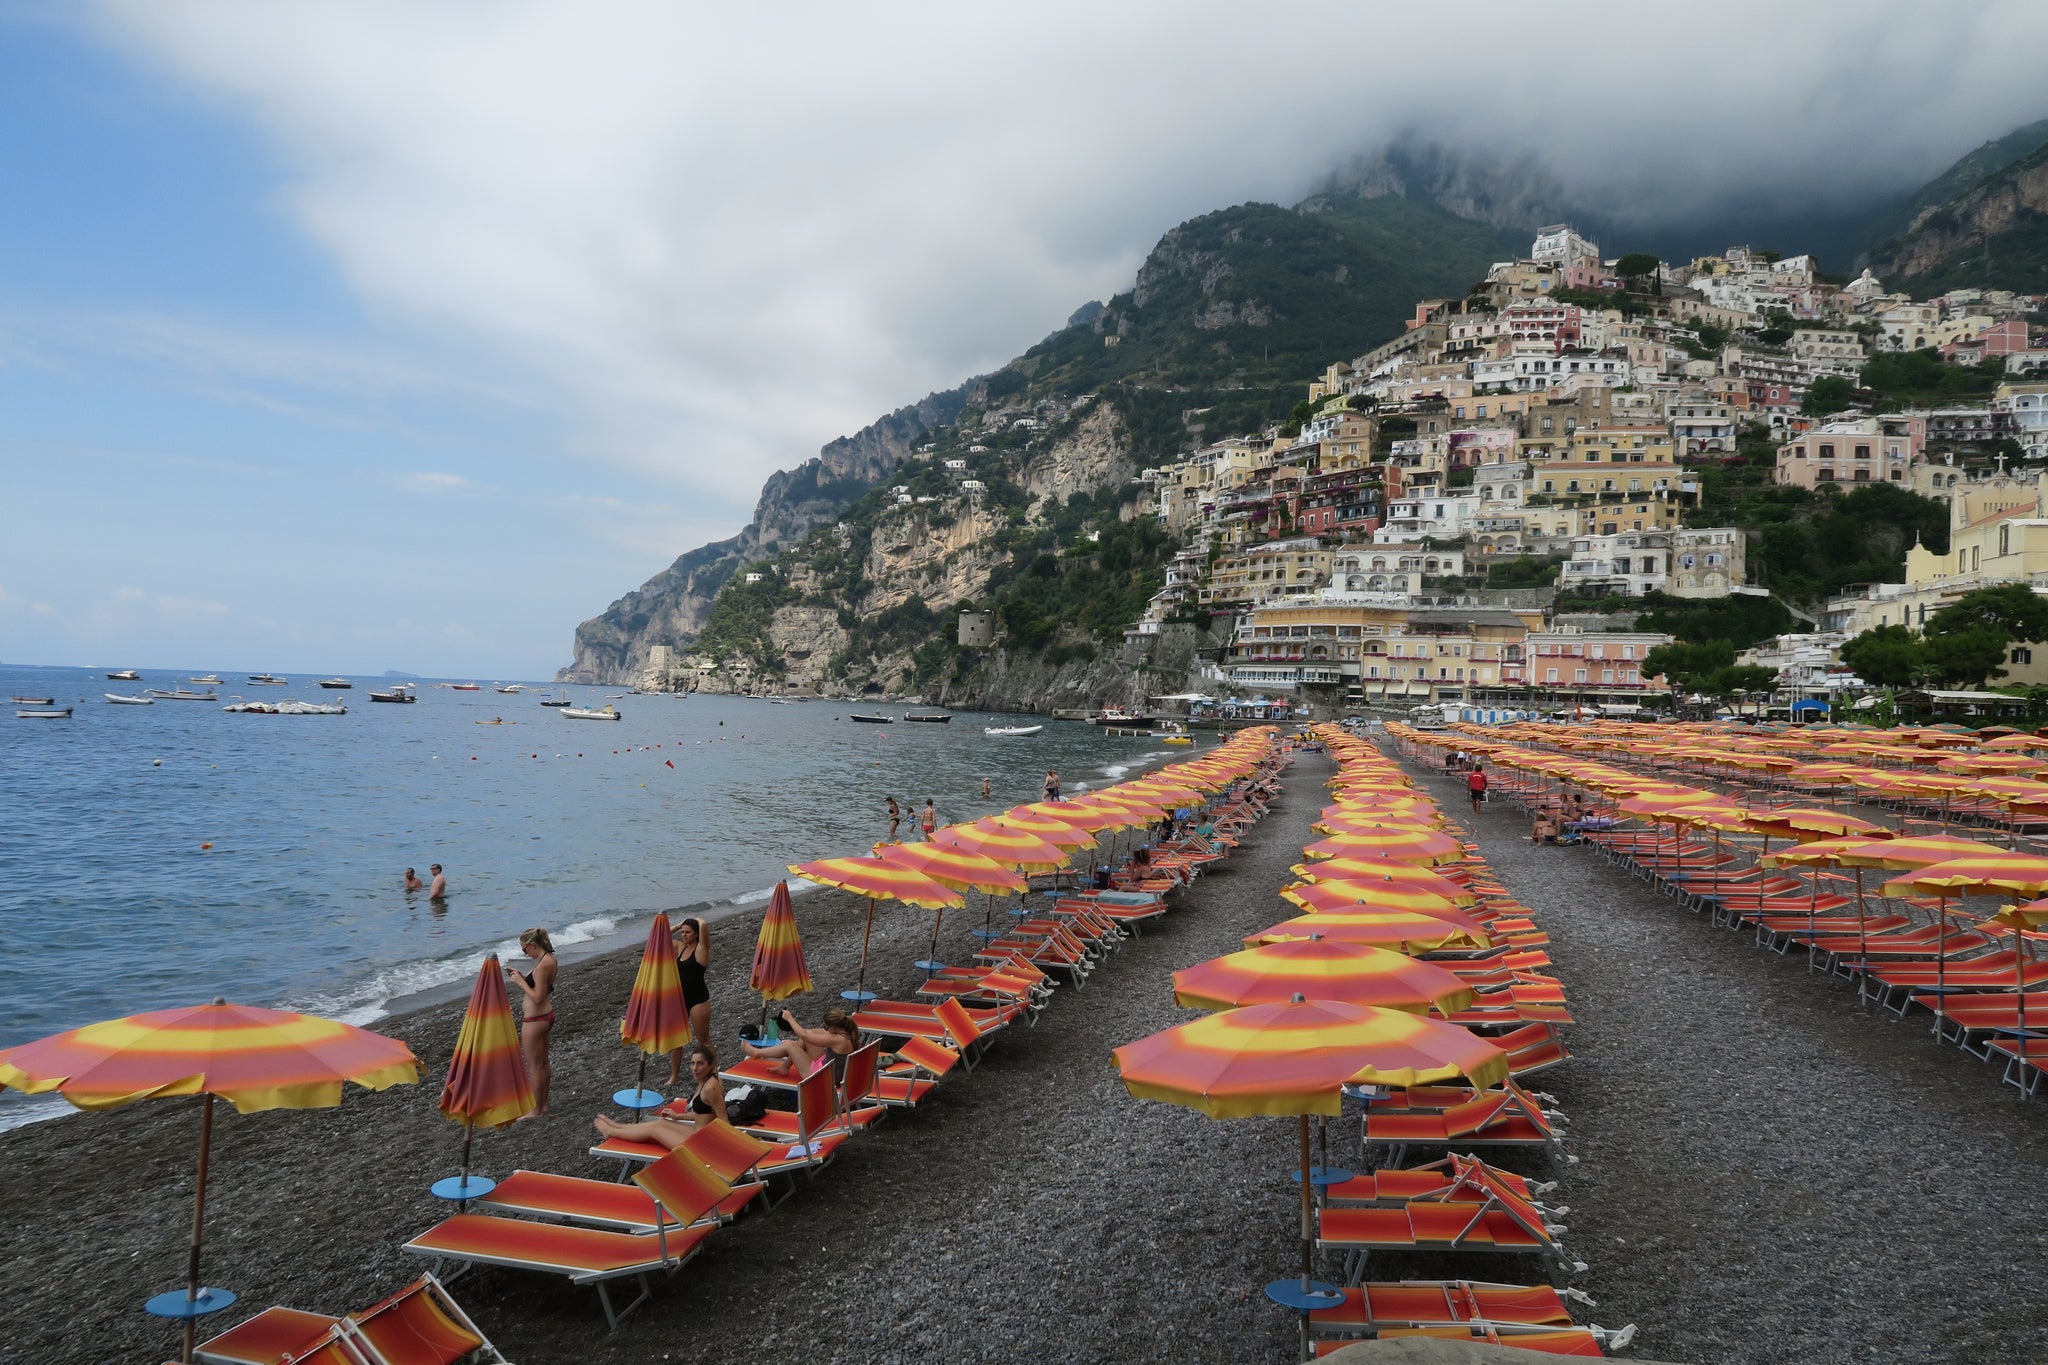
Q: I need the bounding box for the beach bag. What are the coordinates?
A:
[723,1083,770,1125]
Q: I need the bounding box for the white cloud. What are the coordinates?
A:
[400,471,469,493]
[84,0,2048,535]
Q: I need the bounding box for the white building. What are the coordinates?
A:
[1472,348,1628,393]
[1531,225,1601,267]
[1559,531,1671,597]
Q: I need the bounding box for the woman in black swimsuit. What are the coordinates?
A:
[595,1043,727,1146]
[664,917,712,1087]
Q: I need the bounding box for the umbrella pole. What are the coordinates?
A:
[1854,868,1869,1002]
[1297,1115,1315,1292]
[182,1091,216,1365]
[855,902,877,1000]
[1933,893,1949,1035]
[927,907,946,968]
[460,1118,474,1185]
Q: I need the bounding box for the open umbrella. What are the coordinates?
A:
[1112,996,1509,1336]
[1172,938,1475,1016]
[1301,827,1464,865]
[876,841,1025,970]
[1290,859,1475,903]
[1279,878,1469,918]
[0,1000,420,1363]
[436,955,535,1201]
[749,880,813,1022]
[1881,853,2048,1019]
[1975,901,2048,1055]
[617,913,693,1109]
[789,854,963,1002]
[1246,911,1490,953]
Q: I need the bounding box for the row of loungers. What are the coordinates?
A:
[193,758,1295,1357]
[1300,726,1633,1360]
[1471,747,2048,1100]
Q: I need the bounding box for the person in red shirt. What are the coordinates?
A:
[1466,764,1487,815]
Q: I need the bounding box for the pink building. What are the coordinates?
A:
[1561,261,1619,291]
[1943,319,2031,364]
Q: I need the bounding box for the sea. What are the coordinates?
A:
[0,664,1188,1129]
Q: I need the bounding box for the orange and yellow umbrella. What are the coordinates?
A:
[933,818,1072,872]
[617,913,693,1108]
[438,956,535,1194]
[875,841,1023,968]
[790,854,965,1001]
[1247,912,1490,953]
[749,880,813,1008]
[1880,853,2048,900]
[0,1000,419,1362]
[1280,878,1468,918]
[995,809,1097,849]
[1019,800,1132,832]
[1292,858,1476,903]
[1171,939,1475,1016]
[1301,826,1465,865]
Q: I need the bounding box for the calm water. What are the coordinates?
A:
[0,665,1185,1125]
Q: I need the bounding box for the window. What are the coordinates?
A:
[2014,647,2034,666]
[1575,669,1588,683]
[1545,668,1559,683]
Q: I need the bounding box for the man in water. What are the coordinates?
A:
[404,867,424,891]
[981,777,991,800]
[429,864,447,899]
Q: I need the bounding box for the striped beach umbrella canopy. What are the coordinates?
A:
[933,818,1073,872]
[1744,807,1889,840]
[1117,780,1204,806]
[1017,800,1132,833]
[1247,912,1490,953]
[1280,878,1468,917]
[1880,853,2048,900]
[994,809,1098,849]
[1301,827,1464,865]
[0,1000,419,1362]
[1937,753,2046,775]
[874,842,1026,894]
[1082,792,1172,823]
[749,881,812,1006]
[1171,939,1475,1016]
[790,854,964,1002]
[1315,809,1449,835]
[616,913,693,1109]
[1823,834,2005,870]
[1292,858,1475,903]
[438,956,535,1193]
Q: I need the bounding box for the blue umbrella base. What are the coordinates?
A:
[612,1087,665,1111]
[144,1287,237,1320]
[432,1174,499,1201]
[1264,1279,1342,1311]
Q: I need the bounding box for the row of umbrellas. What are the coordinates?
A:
[1397,720,2048,1041]
[1111,723,1564,1332]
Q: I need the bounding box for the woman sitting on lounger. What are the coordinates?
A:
[592,1043,727,1148]
[741,1006,858,1079]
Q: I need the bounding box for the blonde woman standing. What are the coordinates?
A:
[508,928,557,1116]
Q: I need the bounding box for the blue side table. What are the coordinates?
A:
[431,1174,498,1202]
[838,989,878,1004]
[144,1287,237,1320]
[912,959,947,974]
[1292,1165,1353,1189]
[612,1086,665,1111]
[1264,1279,1342,1310]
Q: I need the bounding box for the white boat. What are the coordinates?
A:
[17,707,72,719]
[318,678,353,689]
[247,674,287,685]
[493,684,524,694]
[147,689,220,701]
[190,675,223,685]
[277,700,347,715]
[223,700,278,713]
[538,698,572,708]
[561,704,622,721]
[984,724,1044,737]
[106,669,140,681]
[105,693,154,705]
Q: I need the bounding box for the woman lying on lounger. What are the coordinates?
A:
[592,1043,727,1147]
[740,1007,858,1079]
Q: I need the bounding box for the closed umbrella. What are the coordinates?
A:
[0,1001,419,1363]
[617,913,693,1109]
[748,880,814,1021]
[436,956,535,1201]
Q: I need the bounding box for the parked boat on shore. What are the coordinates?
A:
[105,693,153,705]
[984,724,1043,737]
[561,704,621,721]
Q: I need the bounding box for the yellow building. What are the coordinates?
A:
[1227,599,1545,702]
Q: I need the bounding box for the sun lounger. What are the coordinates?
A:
[197,1275,503,1365]
[403,1148,727,1329]
[474,1161,764,1232]
[1323,1156,1552,1208]
[1307,1279,1584,1331]
[1346,1324,1630,1357]
[854,996,1009,1061]
[873,1035,963,1105]
[1363,1086,1567,1163]
[590,1123,841,1185]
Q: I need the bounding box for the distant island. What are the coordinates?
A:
[381,670,423,679]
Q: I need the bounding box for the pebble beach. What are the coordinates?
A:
[8,739,2048,1364]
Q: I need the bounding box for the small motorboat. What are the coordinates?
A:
[223,700,278,713]
[274,700,346,715]
[11,696,55,705]
[247,674,287,685]
[369,687,418,704]
[17,707,72,719]
[105,669,141,681]
[190,675,223,685]
[561,704,621,721]
[147,689,220,702]
[984,724,1043,737]
[450,683,482,692]
[318,678,353,689]
[849,714,893,724]
[493,684,524,694]
[902,712,952,723]
[539,698,572,707]
[474,718,513,725]
[105,693,154,705]
[1088,709,1151,728]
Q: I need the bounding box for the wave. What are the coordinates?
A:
[286,916,621,1027]
[0,1092,72,1134]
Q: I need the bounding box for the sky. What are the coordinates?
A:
[4,2,2047,677]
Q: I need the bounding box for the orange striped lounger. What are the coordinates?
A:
[1307,1279,1584,1332]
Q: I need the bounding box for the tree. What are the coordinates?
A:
[1919,627,2010,689]
[1839,624,1922,687]
[1925,584,2048,644]
[1643,639,1736,693]
[1614,253,1660,286]
[1701,664,1781,699]
[1800,375,1856,416]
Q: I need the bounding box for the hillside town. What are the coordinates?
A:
[1125,226,2048,717]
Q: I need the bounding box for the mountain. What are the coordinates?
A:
[1867,130,2048,294]
[558,194,1519,684]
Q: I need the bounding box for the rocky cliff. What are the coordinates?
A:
[1868,138,2048,294]
[557,384,973,683]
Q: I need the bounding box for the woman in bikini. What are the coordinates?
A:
[664,917,712,1087]
[740,1006,858,1079]
[508,927,557,1116]
[594,1043,728,1148]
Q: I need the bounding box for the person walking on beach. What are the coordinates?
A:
[1466,763,1488,816]
[403,867,423,892]
[886,797,901,841]
[429,864,447,900]
[508,928,557,1116]
[1044,770,1060,802]
[920,798,938,840]
[664,917,711,1088]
